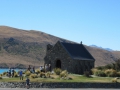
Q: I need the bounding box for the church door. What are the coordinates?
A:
[56,60,61,68]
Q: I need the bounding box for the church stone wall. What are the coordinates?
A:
[44,42,95,74]
[44,42,72,71]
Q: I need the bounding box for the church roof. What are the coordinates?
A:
[60,42,95,60]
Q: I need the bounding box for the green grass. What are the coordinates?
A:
[1,74,120,83]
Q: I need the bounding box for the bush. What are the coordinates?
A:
[0,74,2,77]
[104,69,111,76]
[30,74,38,79]
[96,66,104,70]
[104,64,113,69]
[91,68,98,75]
[54,68,62,75]
[109,71,117,77]
[39,72,46,78]
[60,70,68,78]
[35,69,40,74]
[0,76,2,79]
[105,69,117,77]
[112,78,118,83]
[14,73,18,77]
[84,71,90,77]
[94,70,106,77]
[98,71,106,77]
[2,72,7,76]
[116,72,120,77]
[46,72,51,78]
[25,71,31,76]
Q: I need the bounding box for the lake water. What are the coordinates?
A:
[0,69,25,74]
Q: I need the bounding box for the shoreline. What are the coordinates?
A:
[0,68,27,69]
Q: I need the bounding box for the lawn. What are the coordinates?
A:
[0,74,120,83]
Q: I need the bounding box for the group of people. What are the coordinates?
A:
[27,65,35,73]
[45,64,51,72]
[6,64,52,89]
[39,64,51,72]
[7,68,15,78]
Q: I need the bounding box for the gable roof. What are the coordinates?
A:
[60,41,95,60]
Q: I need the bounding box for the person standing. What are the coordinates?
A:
[12,68,15,77]
[40,66,42,72]
[28,65,31,71]
[45,64,48,72]
[26,77,30,89]
[19,70,23,80]
[49,64,51,72]
[8,68,11,78]
[32,67,35,73]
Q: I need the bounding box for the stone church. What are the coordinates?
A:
[44,41,95,74]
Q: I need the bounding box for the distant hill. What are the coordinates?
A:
[90,45,113,51]
[0,26,72,68]
[0,26,120,68]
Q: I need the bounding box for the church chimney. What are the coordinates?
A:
[80,41,82,44]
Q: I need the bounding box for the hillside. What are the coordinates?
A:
[0,26,120,68]
[85,46,120,66]
[0,26,71,68]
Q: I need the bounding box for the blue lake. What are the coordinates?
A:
[0,69,25,74]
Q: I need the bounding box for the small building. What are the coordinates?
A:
[44,41,95,74]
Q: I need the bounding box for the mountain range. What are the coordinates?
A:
[90,45,113,51]
[0,26,120,68]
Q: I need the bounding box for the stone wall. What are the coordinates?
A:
[44,41,71,71]
[0,82,120,88]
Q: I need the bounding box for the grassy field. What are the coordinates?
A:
[0,74,120,83]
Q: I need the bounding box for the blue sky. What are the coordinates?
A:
[0,0,120,50]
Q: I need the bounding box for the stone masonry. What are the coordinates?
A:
[44,41,95,74]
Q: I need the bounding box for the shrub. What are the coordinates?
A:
[105,69,117,77]
[114,59,120,71]
[104,69,111,76]
[0,76,2,79]
[104,64,113,69]
[30,74,38,79]
[116,72,120,77]
[50,77,55,79]
[112,78,117,83]
[39,72,46,78]
[98,71,106,77]
[91,68,98,75]
[109,71,117,77]
[96,66,104,70]
[94,70,106,77]
[67,77,72,80]
[54,68,62,75]
[92,68,106,77]
[0,74,2,77]
[2,72,7,76]
[84,71,90,77]
[14,73,18,77]
[35,69,40,74]
[60,70,68,78]
[46,72,51,78]
[25,71,31,76]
